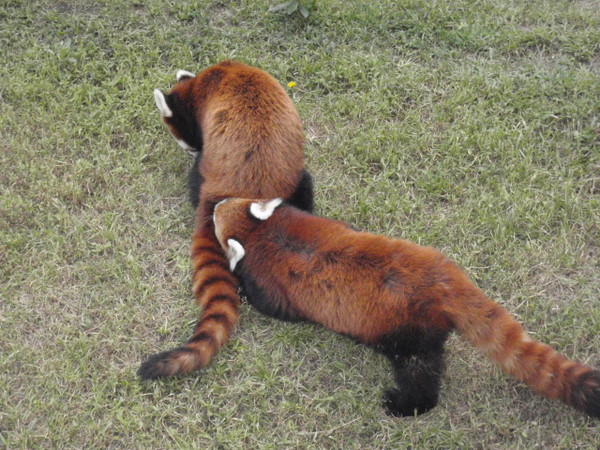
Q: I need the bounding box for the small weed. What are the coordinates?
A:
[268,0,316,18]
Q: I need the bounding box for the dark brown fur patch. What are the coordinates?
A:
[200,68,225,91]
[214,110,229,124]
[383,268,403,291]
[187,331,217,347]
[354,253,384,270]
[322,250,344,265]
[271,230,315,257]
[288,270,301,280]
[205,294,240,311]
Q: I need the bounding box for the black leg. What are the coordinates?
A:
[377,327,448,417]
[287,169,314,213]
[187,153,203,209]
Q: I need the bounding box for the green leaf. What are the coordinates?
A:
[268,1,293,13]
[285,1,299,14]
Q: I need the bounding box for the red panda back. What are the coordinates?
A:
[172,60,305,200]
[241,207,453,342]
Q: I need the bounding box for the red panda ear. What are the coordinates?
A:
[154,89,173,118]
[176,70,195,82]
[249,198,283,221]
[226,239,245,271]
[215,198,228,208]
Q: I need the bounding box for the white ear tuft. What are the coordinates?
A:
[215,198,229,209]
[175,138,193,151]
[176,70,195,82]
[154,89,173,118]
[226,239,245,271]
[249,198,283,221]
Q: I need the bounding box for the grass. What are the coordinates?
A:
[1,0,599,447]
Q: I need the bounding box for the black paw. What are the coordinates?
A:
[382,387,437,417]
[572,369,600,419]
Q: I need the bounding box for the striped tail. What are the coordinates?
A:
[138,225,240,379]
[447,287,599,419]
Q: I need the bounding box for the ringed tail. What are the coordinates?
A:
[138,228,240,379]
[447,286,600,419]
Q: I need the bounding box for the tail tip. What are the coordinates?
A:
[571,369,600,419]
[137,347,196,380]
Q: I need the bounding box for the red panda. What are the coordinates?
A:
[138,61,314,380]
[212,197,600,419]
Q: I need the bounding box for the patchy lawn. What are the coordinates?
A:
[1,0,598,447]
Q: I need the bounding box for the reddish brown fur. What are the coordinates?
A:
[165,60,304,206]
[213,198,600,418]
[139,61,308,380]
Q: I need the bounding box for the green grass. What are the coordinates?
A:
[1,0,599,447]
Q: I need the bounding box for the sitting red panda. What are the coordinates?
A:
[212,197,600,418]
[138,61,313,380]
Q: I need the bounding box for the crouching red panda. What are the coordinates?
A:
[212,197,600,418]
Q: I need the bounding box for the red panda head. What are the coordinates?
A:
[213,198,283,271]
[154,70,202,154]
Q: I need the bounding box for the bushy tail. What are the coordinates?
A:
[138,226,239,379]
[447,287,599,419]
